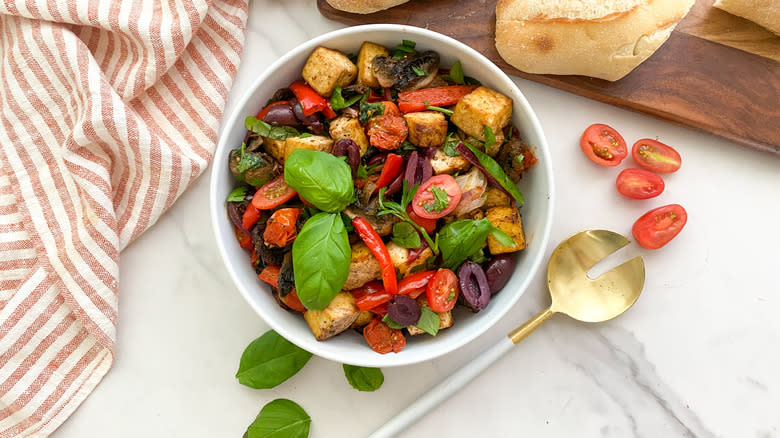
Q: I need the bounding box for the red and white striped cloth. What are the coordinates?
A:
[0,0,248,436]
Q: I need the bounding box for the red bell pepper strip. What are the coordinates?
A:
[398,270,436,299]
[258,265,281,289]
[355,290,393,311]
[256,100,289,120]
[241,203,261,230]
[289,81,337,118]
[398,85,479,113]
[352,217,398,295]
[374,154,403,192]
[369,302,389,317]
[350,281,384,300]
[234,225,253,250]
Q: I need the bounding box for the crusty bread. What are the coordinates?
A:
[325,0,409,14]
[495,0,695,81]
[714,0,780,35]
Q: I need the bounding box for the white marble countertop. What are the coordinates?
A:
[53,1,780,437]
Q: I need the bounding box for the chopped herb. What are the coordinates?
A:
[377,181,439,255]
[382,314,406,329]
[226,186,248,202]
[355,164,369,179]
[245,116,300,140]
[414,307,441,336]
[412,66,428,77]
[423,186,450,213]
[469,248,488,264]
[347,52,358,64]
[515,155,525,165]
[392,39,416,59]
[330,87,364,112]
[506,125,514,140]
[442,133,461,157]
[448,60,465,85]
[425,103,454,116]
[464,76,481,85]
[400,140,418,152]
[235,143,265,176]
[359,100,385,124]
[483,125,496,148]
[447,291,456,301]
[299,132,313,138]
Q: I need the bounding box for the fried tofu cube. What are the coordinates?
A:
[343,242,382,290]
[329,115,369,156]
[403,111,448,147]
[386,242,434,277]
[407,297,454,335]
[430,147,471,175]
[451,87,512,144]
[357,42,389,88]
[263,137,286,163]
[302,46,358,97]
[284,135,334,160]
[304,292,361,341]
[484,187,511,208]
[485,206,526,254]
[351,310,374,328]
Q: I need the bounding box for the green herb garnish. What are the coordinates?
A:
[442,133,461,157]
[483,125,496,148]
[330,86,364,112]
[391,222,422,249]
[412,65,428,77]
[423,186,449,213]
[382,314,406,329]
[226,186,248,202]
[392,39,416,59]
[359,100,385,124]
[425,104,454,116]
[377,181,439,255]
[245,115,300,140]
[414,307,441,336]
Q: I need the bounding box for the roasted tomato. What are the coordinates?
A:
[263,208,301,248]
[616,168,665,199]
[426,268,459,312]
[632,204,687,249]
[580,123,627,167]
[412,175,462,219]
[367,101,408,150]
[363,318,406,354]
[632,139,681,173]
[251,175,297,210]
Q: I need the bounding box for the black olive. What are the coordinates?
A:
[387,295,421,326]
[262,102,299,127]
[333,139,360,175]
[485,255,515,295]
[458,261,491,312]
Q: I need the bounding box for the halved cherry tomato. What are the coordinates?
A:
[367,102,407,150]
[632,204,687,250]
[363,318,406,354]
[412,175,462,219]
[616,168,665,199]
[406,205,436,234]
[580,123,627,167]
[251,175,297,210]
[263,208,301,248]
[399,270,436,299]
[258,265,281,289]
[280,289,306,312]
[632,139,681,173]
[426,268,459,312]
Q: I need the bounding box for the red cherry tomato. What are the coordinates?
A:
[632,139,681,173]
[580,123,627,167]
[616,168,665,199]
[426,268,459,312]
[405,205,437,234]
[632,204,687,250]
[251,175,297,210]
[412,175,462,220]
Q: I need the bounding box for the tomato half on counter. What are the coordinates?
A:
[580,123,627,167]
[632,139,681,173]
[426,268,459,312]
[412,175,462,219]
[251,175,297,210]
[616,168,665,199]
[632,204,687,249]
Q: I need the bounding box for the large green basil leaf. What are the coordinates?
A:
[244,399,310,438]
[284,149,353,213]
[342,364,384,392]
[293,212,351,310]
[236,330,313,389]
[414,307,441,336]
[463,142,524,205]
[438,218,494,270]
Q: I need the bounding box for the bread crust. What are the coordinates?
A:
[714,0,780,35]
[495,0,695,81]
[326,0,410,14]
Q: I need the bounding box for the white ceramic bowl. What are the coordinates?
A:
[210,24,554,367]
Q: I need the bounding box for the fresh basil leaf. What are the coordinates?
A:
[236,330,313,389]
[330,87,364,112]
[245,398,311,438]
[343,364,384,392]
[299,133,313,138]
[359,101,385,124]
[355,164,369,179]
[392,39,416,59]
[469,248,488,264]
[463,142,524,205]
[449,60,465,85]
[483,125,496,148]
[412,66,427,77]
[284,149,353,213]
[464,76,481,86]
[414,307,440,336]
[382,314,406,329]
[227,186,249,202]
[425,104,453,116]
[442,133,461,157]
[400,140,417,152]
[438,218,494,270]
[490,226,516,248]
[246,116,300,141]
[293,213,351,310]
[391,222,421,249]
[400,180,419,209]
[340,213,354,232]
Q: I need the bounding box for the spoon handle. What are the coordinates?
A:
[368,336,515,438]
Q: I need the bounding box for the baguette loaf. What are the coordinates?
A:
[325,0,409,14]
[495,0,695,81]
[714,0,780,35]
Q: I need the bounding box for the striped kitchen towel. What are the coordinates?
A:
[0,0,248,436]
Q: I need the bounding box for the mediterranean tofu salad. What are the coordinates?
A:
[225,40,537,354]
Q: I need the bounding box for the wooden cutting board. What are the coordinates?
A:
[317,0,780,155]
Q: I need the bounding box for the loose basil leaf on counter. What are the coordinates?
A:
[293,212,351,310]
[438,218,494,270]
[245,116,300,141]
[244,398,311,438]
[414,307,441,336]
[391,222,421,249]
[236,330,313,389]
[382,314,406,329]
[284,149,353,213]
[227,186,249,202]
[462,142,524,205]
[342,364,385,392]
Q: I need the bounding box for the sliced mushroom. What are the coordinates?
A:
[371,51,440,92]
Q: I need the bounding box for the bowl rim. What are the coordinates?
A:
[209,23,555,367]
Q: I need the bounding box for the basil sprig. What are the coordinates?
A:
[462,142,525,205]
[391,222,421,249]
[245,115,300,140]
[236,330,313,389]
[227,186,249,202]
[284,149,353,213]
[342,365,384,392]
[292,212,351,310]
[438,218,514,270]
[244,399,310,438]
[330,87,364,112]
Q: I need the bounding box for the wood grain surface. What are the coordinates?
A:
[317,0,780,155]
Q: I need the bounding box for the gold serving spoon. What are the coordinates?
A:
[369,230,645,438]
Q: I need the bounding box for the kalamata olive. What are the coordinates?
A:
[367,151,388,166]
[226,200,248,230]
[387,295,421,326]
[262,102,298,127]
[290,98,320,125]
[268,87,294,103]
[383,171,405,197]
[485,255,515,295]
[458,261,491,312]
[404,151,433,186]
[333,139,360,174]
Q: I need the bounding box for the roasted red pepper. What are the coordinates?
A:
[355,290,393,311]
[398,270,436,299]
[374,154,403,192]
[234,225,253,250]
[352,217,398,295]
[367,101,407,150]
[258,265,281,289]
[241,203,261,230]
[256,100,289,120]
[263,208,301,248]
[398,85,479,113]
[289,81,337,118]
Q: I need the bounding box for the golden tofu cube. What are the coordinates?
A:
[483,187,511,208]
[284,135,334,160]
[386,242,433,277]
[304,292,360,341]
[263,137,286,163]
[430,147,471,175]
[403,111,448,147]
[302,46,358,97]
[343,242,382,290]
[451,86,512,144]
[357,41,389,88]
[329,115,369,156]
[407,296,454,335]
[485,206,526,254]
[351,310,374,328]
